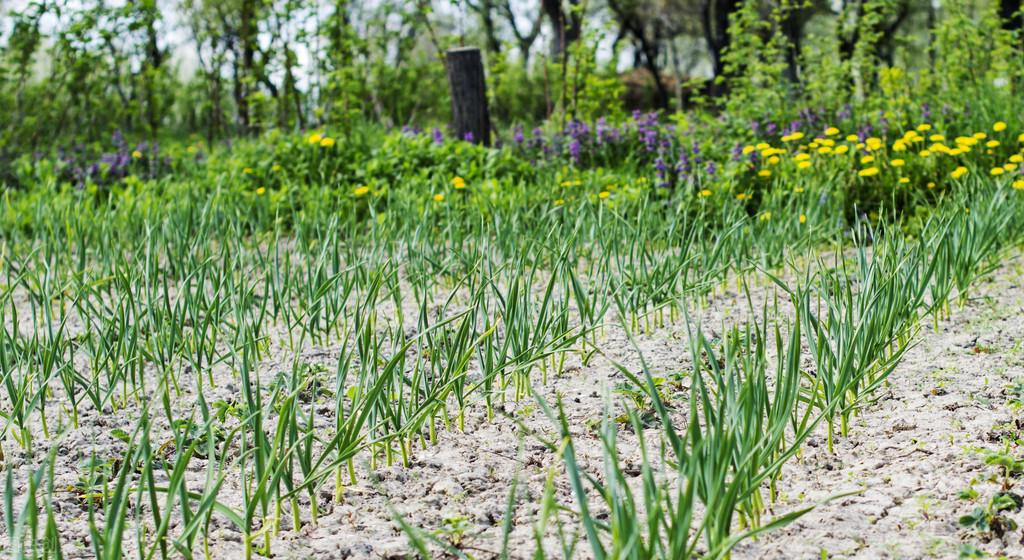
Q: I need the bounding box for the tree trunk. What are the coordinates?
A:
[501,1,542,68]
[238,0,255,133]
[473,0,502,54]
[284,50,305,129]
[144,9,163,137]
[1000,0,1022,32]
[543,0,581,57]
[701,0,741,95]
[446,47,491,146]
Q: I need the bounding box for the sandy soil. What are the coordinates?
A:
[2,256,1023,559]
[734,261,1024,559]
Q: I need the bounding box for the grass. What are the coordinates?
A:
[1,118,1024,559]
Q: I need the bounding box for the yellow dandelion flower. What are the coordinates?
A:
[554,198,565,205]
[990,167,1005,176]
[919,150,931,157]
[825,127,839,136]
[736,193,748,200]
[758,169,772,178]
[307,133,323,144]
[798,161,812,169]
[1013,180,1024,190]
[319,137,335,147]
[759,211,772,221]
[599,191,611,199]
[860,155,875,164]
[818,146,832,154]
[973,132,987,140]
[353,186,370,197]
[755,142,771,150]
[986,140,1000,148]
[927,182,936,189]
[1011,154,1024,163]
[799,214,807,224]
[452,176,466,189]
[898,177,910,184]
[1004,163,1018,171]
[929,134,945,142]
[858,167,880,177]
[256,187,266,195]
[891,159,905,167]
[131,150,143,159]
[767,156,781,165]
[846,134,859,142]
[916,124,932,132]
[994,121,1007,132]
[433,193,445,202]
[834,145,850,154]
[742,145,755,155]
[697,189,711,198]
[794,153,811,162]
[951,166,968,179]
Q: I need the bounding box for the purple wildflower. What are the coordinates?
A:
[569,139,581,163]
[642,129,658,151]
[676,152,691,174]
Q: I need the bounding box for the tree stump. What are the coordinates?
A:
[446,47,491,146]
